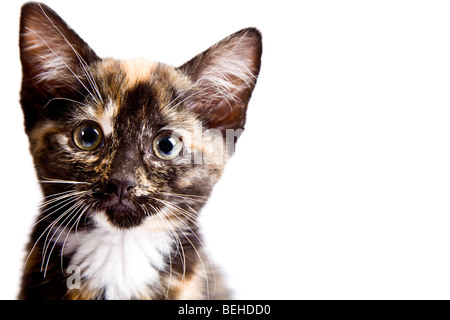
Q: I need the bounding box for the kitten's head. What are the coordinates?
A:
[19,3,262,229]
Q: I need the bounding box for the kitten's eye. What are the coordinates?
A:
[72,122,104,151]
[153,132,183,160]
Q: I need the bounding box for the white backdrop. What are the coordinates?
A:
[2,0,450,299]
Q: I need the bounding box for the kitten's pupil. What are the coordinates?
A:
[159,137,175,155]
[81,127,99,146]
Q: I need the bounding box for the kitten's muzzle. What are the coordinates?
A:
[103,202,143,229]
[97,177,145,228]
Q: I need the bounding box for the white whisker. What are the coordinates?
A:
[41,198,87,274]
[42,97,90,111]
[60,200,95,274]
[35,191,89,227]
[39,177,92,185]
[150,197,215,299]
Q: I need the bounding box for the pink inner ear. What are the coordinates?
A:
[204,82,252,130]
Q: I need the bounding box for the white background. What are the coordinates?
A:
[2,0,450,299]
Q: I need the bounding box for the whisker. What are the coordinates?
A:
[41,198,86,272]
[23,188,91,276]
[60,200,95,274]
[159,191,208,203]
[160,191,208,198]
[156,211,179,300]
[43,199,87,277]
[25,207,71,271]
[142,203,185,299]
[40,190,87,209]
[39,190,78,206]
[155,208,186,291]
[153,198,201,226]
[155,202,214,299]
[75,200,98,242]
[42,97,90,110]
[35,191,89,227]
[141,204,172,300]
[39,177,92,185]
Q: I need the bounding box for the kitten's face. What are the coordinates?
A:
[19,3,261,229]
[30,59,220,229]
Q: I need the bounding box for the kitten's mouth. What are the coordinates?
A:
[100,201,145,229]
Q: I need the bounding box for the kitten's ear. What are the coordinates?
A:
[178,28,262,132]
[19,2,99,98]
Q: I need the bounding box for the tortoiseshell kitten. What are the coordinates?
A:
[18,2,261,300]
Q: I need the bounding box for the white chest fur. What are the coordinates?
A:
[65,217,173,299]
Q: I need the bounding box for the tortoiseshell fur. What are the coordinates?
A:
[18,2,261,300]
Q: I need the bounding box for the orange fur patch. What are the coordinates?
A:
[121,58,158,88]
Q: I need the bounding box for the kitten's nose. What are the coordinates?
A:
[107,178,137,200]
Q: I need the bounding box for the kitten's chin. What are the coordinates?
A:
[102,203,146,229]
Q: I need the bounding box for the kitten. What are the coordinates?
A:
[18,2,262,300]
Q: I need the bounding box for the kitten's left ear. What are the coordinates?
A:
[178,28,262,132]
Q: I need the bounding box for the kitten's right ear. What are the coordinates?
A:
[19,2,99,99]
